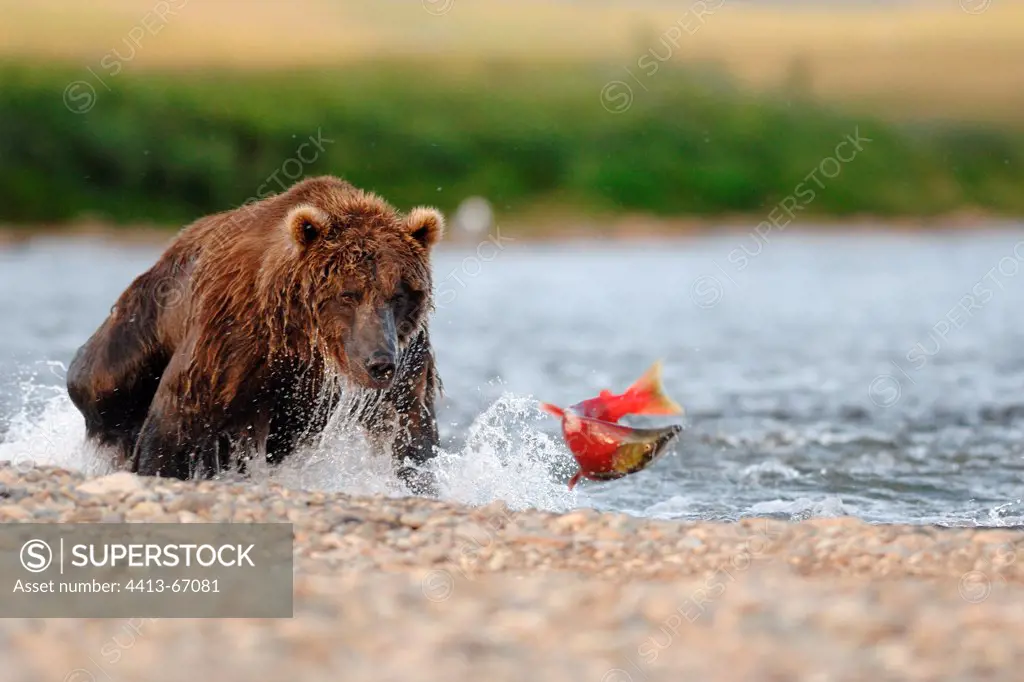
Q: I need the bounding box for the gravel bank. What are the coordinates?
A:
[1,464,1023,681]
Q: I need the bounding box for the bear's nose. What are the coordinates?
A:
[366,353,396,383]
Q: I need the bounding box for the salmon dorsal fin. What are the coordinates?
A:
[623,360,684,416]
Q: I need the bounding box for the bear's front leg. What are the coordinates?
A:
[133,418,208,480]
[133,401,225,480]
[388,397,440,497]
[362,401,438,497]
[131,352,224,480]
[360,329,442,496]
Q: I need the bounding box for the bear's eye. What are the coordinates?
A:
[340,290,360,304]
[301,220,319,243]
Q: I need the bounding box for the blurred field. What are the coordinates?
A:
[2,0,1023,123]
[2,0,1023,227]
[4,60,1023,226]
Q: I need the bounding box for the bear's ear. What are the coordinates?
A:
[287,205,331,249]
[405,207,445,249]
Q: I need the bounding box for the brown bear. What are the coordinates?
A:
[66,176,445,494]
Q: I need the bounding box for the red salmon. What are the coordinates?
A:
[539,361,684,489]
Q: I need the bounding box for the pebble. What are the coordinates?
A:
[0,505,32,521]
[76,472,143,497]
[1,463,1023,681]
[127,501,166,520]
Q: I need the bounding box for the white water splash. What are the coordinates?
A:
[430,394,578,512]
[981,500,1024,527]
[642,495,703,520]
[0,375,578,513]
[0,375,115,477]
[748,495,850,520]
[738,459,802,485]
[253,393,579,512]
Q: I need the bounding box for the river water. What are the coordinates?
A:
[3,228,1024,526]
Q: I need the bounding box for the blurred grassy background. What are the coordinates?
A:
[2,0,1023,231]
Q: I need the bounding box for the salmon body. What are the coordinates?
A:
[540,361,685,489]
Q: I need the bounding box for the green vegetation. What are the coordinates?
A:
[1,61,1023,227]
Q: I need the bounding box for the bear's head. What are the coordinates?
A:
[260,177,444,390]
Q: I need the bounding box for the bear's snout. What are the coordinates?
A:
[365,352,397,386]
[347,304,399,390]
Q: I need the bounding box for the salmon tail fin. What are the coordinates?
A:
[538,402,566,419]
[624,361,684,416]
[567,470,584,490]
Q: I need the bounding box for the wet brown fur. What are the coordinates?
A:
[67,176,445,492]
